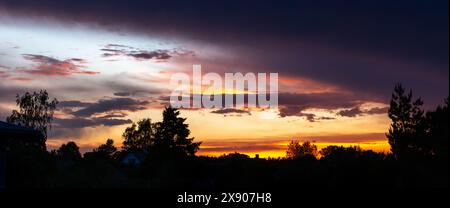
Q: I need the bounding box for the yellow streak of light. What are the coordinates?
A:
[198,140,390,159]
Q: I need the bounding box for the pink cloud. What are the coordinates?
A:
[20,54,99,76]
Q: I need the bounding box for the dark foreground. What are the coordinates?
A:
[3,150,448,189]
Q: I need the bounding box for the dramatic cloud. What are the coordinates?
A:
[158,91,380,121]
[3,0,446,106]
[53,97,149,130]
[0,0,447,154]
[278,108,336,122]
[277,92,369,119]
[338,107,364,117]
[60,98,150,117]
[129,51,171,61]
[338,106,389,117]
[277,92,389,121]
[20,54,98,76]
[100,44,193,61]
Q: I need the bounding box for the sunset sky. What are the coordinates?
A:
[0,0,448,157]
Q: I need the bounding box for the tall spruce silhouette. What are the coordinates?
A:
[153,107,201,156]
[387,84,428,160]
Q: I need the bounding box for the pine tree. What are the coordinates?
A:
[154,107,201,156]
[387,84,427,160]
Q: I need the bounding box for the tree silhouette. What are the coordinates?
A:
[122,118,154,151]
[319,145,363,159]
[220,152,250,160]
[2,87,449,188]
[153,107,201,156]
[387,84,428,160]
[6,90,58,151]
[425,97,449,162]
[92,139,117,159]
[286,141,318,159]
[56,141,82,160]
[121,107,201,157]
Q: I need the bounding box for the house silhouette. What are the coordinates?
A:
[121,150,148,166]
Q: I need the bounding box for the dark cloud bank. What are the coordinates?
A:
[1,0,448,124]
[54,97,150,130]
[1,0,447,108]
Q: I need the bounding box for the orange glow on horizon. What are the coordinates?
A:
[197,140,391,159]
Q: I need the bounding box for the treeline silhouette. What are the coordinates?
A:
[0,84,448,188]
